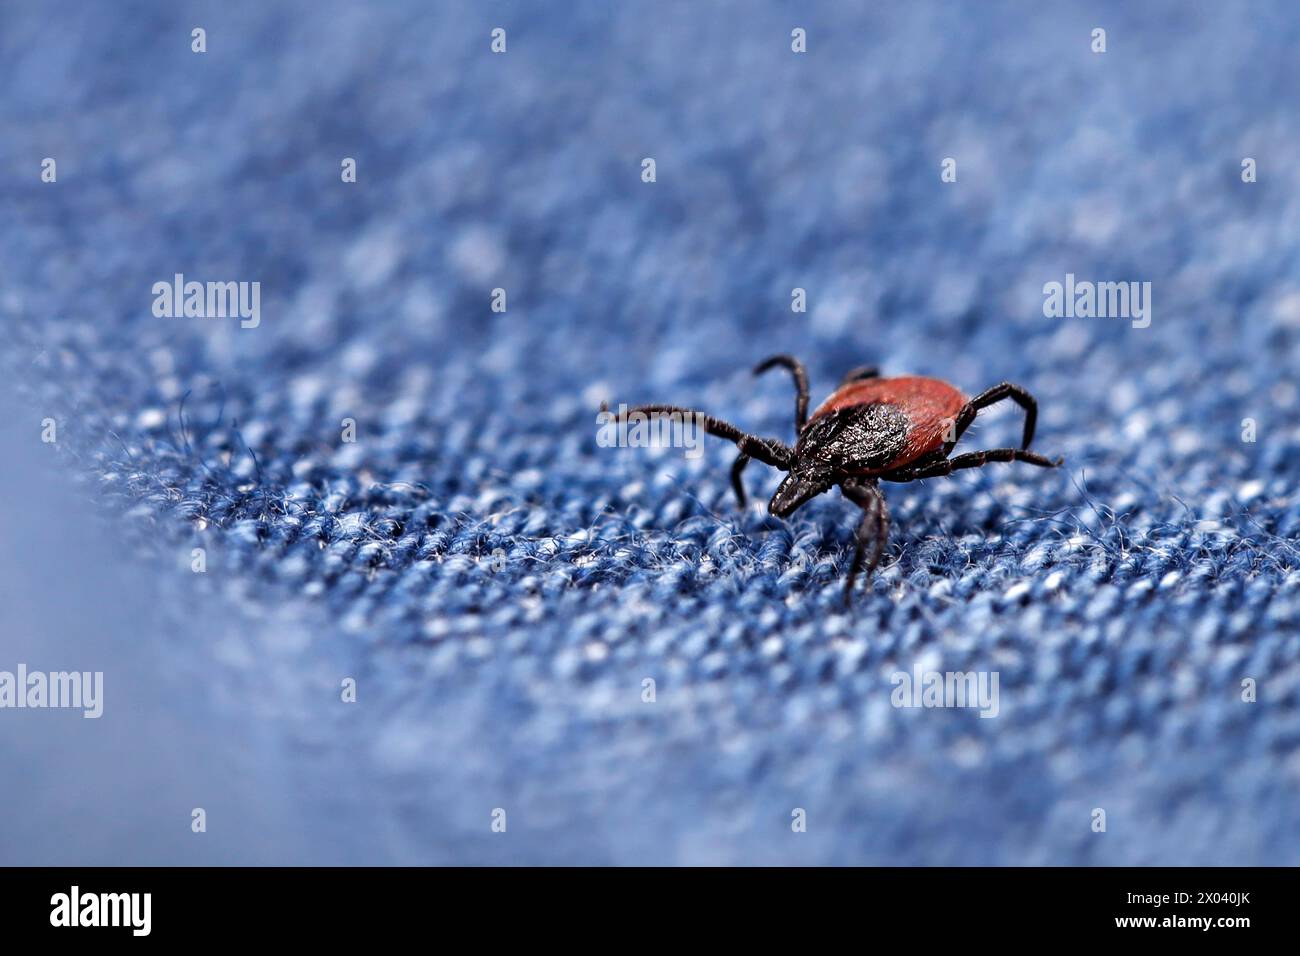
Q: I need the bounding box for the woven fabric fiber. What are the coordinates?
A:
[3,0,1299,864]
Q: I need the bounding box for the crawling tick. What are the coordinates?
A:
[618,355,1063,604]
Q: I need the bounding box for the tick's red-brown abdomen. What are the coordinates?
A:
[808,376,967,473]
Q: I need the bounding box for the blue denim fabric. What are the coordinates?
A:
[2,0,1299,864]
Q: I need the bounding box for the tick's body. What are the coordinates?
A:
[805,375,967,475]
[620,356,1062,604]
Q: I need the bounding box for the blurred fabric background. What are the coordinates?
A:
[3,0,1299,864]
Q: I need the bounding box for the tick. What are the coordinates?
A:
[619,355,1063,604]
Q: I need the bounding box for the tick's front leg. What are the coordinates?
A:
[840,480,889,606]
[730,453,751,509]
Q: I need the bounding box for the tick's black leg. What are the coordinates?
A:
[882,448,1063,482]
[950,382,1041,452]
[730,453,751,508]
[840,481,889,606]
[753,355,810,432]
[616,403,793,468]
[838,365,880,386]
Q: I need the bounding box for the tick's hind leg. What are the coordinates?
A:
[838,365,880,386]
[883,447,1063,481]
[840,480,890,606]
[951,382,1041,452]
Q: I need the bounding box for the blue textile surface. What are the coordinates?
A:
[3,0,1300,865]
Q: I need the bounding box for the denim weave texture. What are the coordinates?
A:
[2,0,1299,864]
